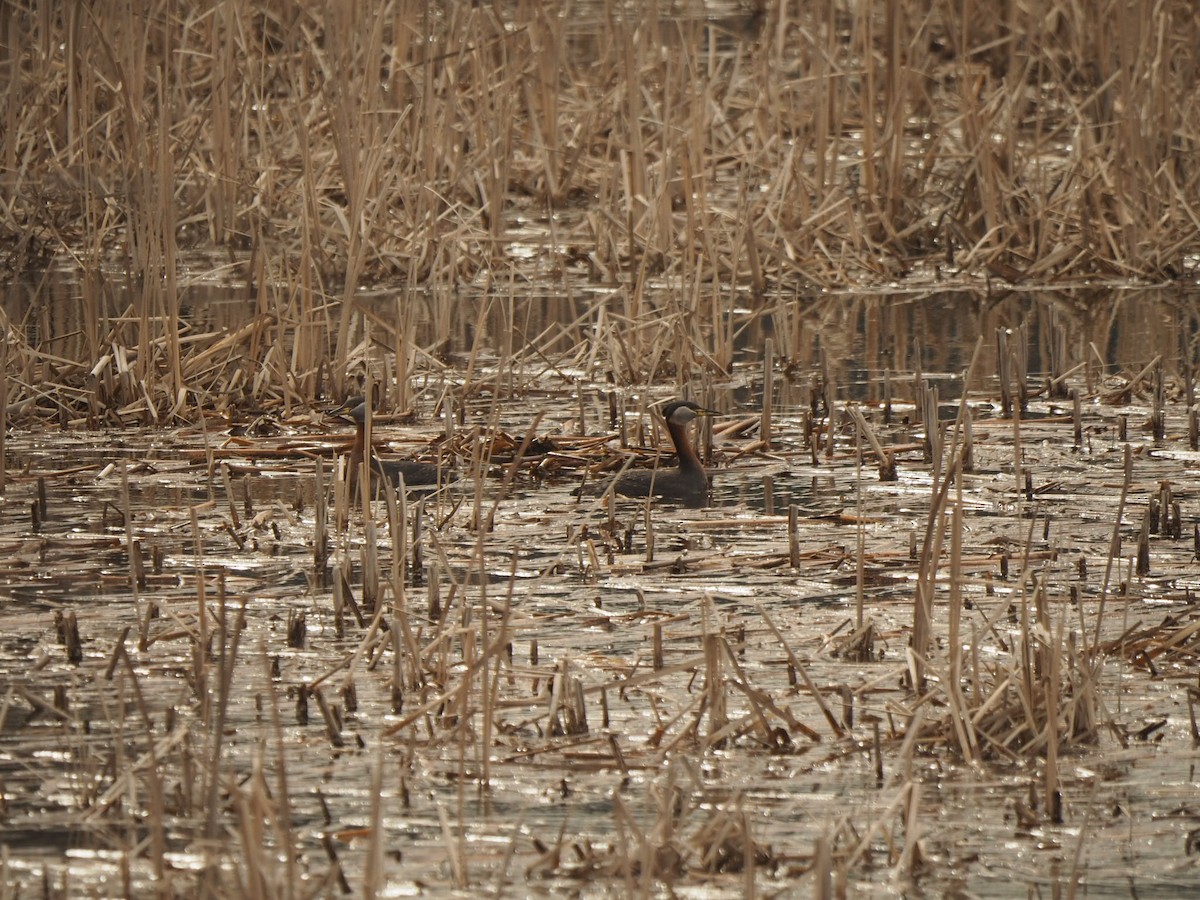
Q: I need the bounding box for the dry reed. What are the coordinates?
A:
[0,2,1197,419]
[2,2,1199,896]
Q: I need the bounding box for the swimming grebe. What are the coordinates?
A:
[612,400,712,508]
[334,396,446,490]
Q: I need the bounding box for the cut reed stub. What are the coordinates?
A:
[548,660,588,737]
[55,609,83,664]
[849,406,897,481]
[1136,513,1151,577]
[287,609,307,648]
[390,681,403,715]
[294,684,309,726]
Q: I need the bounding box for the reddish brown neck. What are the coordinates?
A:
[348,422,367,487]
[668,419,703,473]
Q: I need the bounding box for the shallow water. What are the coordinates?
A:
[3,285,1200,895]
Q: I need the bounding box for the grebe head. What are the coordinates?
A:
[660,400,708,427]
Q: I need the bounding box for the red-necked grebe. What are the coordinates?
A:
[613,400,712,508]
[334,396,446,490]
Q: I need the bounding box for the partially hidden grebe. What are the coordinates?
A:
[335,396,447,491]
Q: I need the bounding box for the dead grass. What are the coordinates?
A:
[2,291,1200,895]
[2,1,1199,418]
[1,1,1200,895]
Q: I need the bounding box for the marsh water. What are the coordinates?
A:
[3,278,1200,897]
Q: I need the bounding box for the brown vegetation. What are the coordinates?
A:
[2,1,1199,417]
[1,1,1199,895]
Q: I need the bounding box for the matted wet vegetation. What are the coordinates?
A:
[4,1,1200,897]
[4,289,1200,896]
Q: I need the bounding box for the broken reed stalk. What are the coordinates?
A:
[1045,599,1064,824]
[1094,444,1133,646]
[944,471,979,762]
[643,497,655,563]
[761,337,773,448]
[121,461,139,603]
[840,777,919,872]
[961,403,973,473]
[363,740,387,896]
[121,653,168,883]
[920,380,940,469]
[848,405,896,481]
[1073,389,1084,448]
[486,411,545,531]
[909,451,961,693]
[894,782,923,879]
[333,453,351,537]
[997,329,1012,418]
[0,336,5,494]
[1151,360,1166,442]
[383,475,421,695]
[221,463,240,531]
[757,603,843,738]
[482,554,517,788]
[822,357,836,462]
[203,595,246,841]
[314,457,329,579]
[359,462,381,613]
[912,332,987,697]
[190,504,209,710]
[788,503,799,567]
[1136,510,1151,577]
[936,336,984,758]
[813,832,833,900]
[855,423,865,630]
[702,620,728,749]
[1014,323,1029,414]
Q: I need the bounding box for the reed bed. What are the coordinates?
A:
[1,293,1199,895]
[2,1,1200,419]
[2,0,1200,894]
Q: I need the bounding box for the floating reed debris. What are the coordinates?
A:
[4,293,1198,894]
[848,406,897,481]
